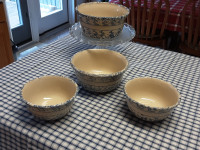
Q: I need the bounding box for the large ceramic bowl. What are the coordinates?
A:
[71,49,128,92]
[76,2,129,39]
[21,75,78,120]
[124,77,181,121]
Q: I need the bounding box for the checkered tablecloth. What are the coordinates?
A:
[0,34,200,149]
[110,0,200,32]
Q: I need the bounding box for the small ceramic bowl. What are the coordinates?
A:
[21,75,78,120]
[71,49,128,92]
[124,77,181,121]
[76,2,129,39]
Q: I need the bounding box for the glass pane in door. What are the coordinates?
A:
[5,0,22,29]
[40,0,63,18]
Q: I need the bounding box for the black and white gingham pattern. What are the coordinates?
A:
[0,34,200,150]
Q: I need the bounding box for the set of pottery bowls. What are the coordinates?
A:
[21,2,181,121]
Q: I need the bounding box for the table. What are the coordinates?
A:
[0,34,200,149]
[110,0,200,32]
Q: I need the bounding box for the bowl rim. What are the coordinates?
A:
[76,2,130,19]
[124,77,181,110]
[21,75,79,108]
[70,49,129,77]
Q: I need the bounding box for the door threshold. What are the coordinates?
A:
[18,41,39,51]
[18,23,70,51]
[39,23,70,41]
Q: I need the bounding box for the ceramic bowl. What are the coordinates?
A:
[71,49,128,92]
[76,2,129,39]
[124,77,181,121]
[21,75,78,120]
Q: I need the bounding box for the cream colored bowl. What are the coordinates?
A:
[124,77,181,121]
[71,49,128,92]
[76,2,129,39]
[21,75,78,120]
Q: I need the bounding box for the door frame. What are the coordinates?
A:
[2,2,13,40]
[27,0,74,42]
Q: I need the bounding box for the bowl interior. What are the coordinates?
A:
[77,2,129,17]
[22,76,77,106]
[71,49,128,75]
[125,78,180,108]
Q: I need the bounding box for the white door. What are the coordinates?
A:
[39,0,68,34]
[6,0,69,44]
